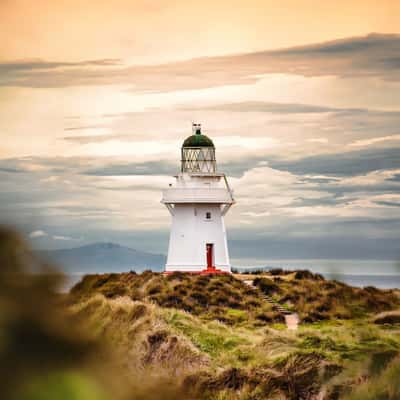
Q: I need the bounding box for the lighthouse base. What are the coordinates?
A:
[163,266,229,275]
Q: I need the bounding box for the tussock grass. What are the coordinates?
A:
[373,310,400,325]
[183,351,341,400]
[72,270,400,330]
[162,307,255,363]
[252,271,400,322]
[340,355,400,400]
[4,227,400,399]
[69,292,400,400]
[71,272,283,326]
[70,294,208,375]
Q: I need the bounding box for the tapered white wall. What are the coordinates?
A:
[165,203,231,272]
[162,170,234,273]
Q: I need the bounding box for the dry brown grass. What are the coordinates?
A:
[71,272,283,325]
[5,226,400,400]
[373,310,400,325]
[182,351,342,400]
[252,271,400,322]
[71,269,400,325]
[70,294,209,376]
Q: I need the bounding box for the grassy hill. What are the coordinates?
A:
[71,271,283,325]
[67,270,400,399]
[71,270,399,324]
[2,228,400,400]
[69,272,400,399]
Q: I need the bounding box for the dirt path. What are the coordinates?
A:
[241,278,299,330]
[284,313,299,330]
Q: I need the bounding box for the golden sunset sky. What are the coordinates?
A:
[2,0,399,62]
[1,0,399,261]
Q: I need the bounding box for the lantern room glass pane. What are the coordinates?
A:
[181,147,216,173]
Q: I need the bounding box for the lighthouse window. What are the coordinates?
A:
[206,212,211,220]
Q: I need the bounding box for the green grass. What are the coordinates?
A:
[161,308,256,364]
[15,372,108,400]
[253,271,400,323]
[4,227,400,400]
[69,271,400,399]
[297,319,400,366]
[344,356,400,400]
[71,272,283,327]
[65,292,400,398]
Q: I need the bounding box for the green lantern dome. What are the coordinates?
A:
[182,124,214,148]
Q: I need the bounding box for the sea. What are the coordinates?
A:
[64,259,400,291]
[231,259,400,289]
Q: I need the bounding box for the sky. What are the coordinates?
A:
[1,0,400,262]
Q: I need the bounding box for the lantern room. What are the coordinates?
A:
[181,123,216,174]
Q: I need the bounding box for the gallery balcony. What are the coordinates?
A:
[161,187,234,204]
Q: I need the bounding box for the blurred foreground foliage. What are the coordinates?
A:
[0,228,187,400]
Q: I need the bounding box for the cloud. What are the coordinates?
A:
[182,101,337,114]
[64,124,107,131]
[348,134,400,148]
[229,236,400,260]
[307,138,328,144]
[86,175,170,191]
[0,59,121,73]
[0,167,25,173]
[63,133,139,144]
[52,235,79,241]
[225,164,400,245]
[53,102,400,180]
[29,229,81,241]
[29,230,47,238]
[82,161,177,176]
[1,33,399,90]
[370,194,400,208]
[2,151,399,259]
[270,147,400,177]
[0,156,177,177]
[218,146,400,179]
[1,141,399,184]
[388,173,400,183]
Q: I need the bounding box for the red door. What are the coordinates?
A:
[206,243,214,270]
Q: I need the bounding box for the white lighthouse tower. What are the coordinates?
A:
[162,124,235,273]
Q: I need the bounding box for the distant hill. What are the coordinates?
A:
[38,242,166,273]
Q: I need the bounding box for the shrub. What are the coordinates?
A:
[101,284,128,298]
[147,284,163,295]
[373,311,400,325]
[269,268,284,275]
[227,300,241,309]
[245,299,261,308]
[92,275,111,288]
[166,271,188,282]
[214,294,229,305]
[190,291,208,306]
[256,311,283,323]
[323,281,337,290]
[294,270,324,280]
[253,277,279,295]
[195,276,210,286]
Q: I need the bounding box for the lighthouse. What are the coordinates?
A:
[162,124,235,273]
